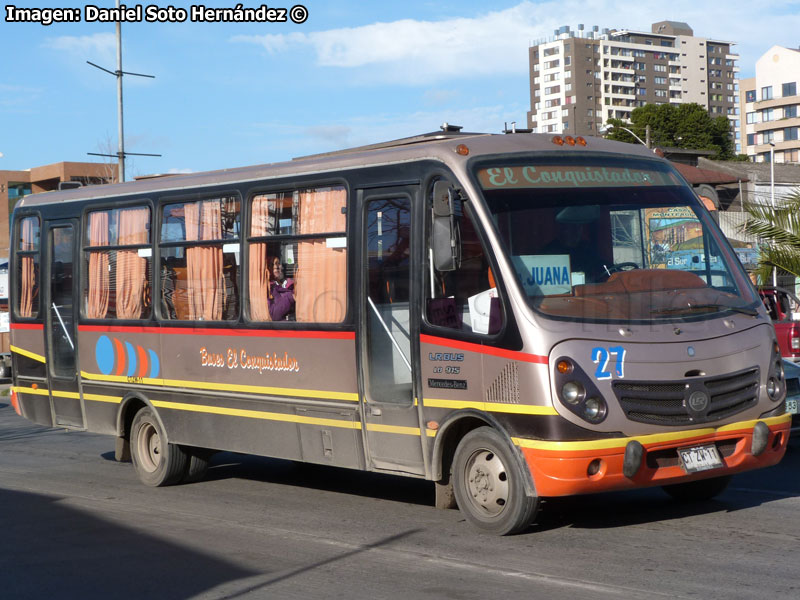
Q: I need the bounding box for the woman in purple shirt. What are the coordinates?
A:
[268,256,295,320]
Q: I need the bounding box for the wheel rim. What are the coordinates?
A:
[463,448,509,518]
[136,422,161,473]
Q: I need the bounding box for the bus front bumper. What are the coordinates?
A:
[514,414,791,497]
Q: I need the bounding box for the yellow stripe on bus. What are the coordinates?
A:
[80,371,360,403]
[83,393,123,404]
[423,398,558,416]
[12,385,50,397]
[150,399,362,430]
[10,345,46,363]
[512,413,792,452]
[13,386,122,404]
[365,423,421,436]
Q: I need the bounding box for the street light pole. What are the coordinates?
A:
[770,141,776,287]
[116,4,125,182]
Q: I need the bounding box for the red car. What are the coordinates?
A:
[759,286,800,361]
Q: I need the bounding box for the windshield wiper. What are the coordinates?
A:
[652,303,759,317]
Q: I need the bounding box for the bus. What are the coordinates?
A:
[8,127,791,534]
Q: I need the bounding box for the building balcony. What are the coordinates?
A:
[753,140,800,154]
[753,96,800,111]
[753,116,800,132]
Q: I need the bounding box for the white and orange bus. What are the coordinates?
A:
[8,127,790,534]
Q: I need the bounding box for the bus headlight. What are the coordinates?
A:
[583,397,607,422]
[767,377,780,400]
[561,381,585,404]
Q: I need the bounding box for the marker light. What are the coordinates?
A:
[455,144,470,156]
[564,135,576,146]
[576,136,587,146]
[557,359,574,374]
[552,136,565,146]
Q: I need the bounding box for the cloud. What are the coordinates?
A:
[42,32,117,63]
[231,0,800,83]
[424,89,460,106]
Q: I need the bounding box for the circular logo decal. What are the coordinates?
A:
[687,390,710,415]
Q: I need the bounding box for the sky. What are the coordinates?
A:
[2,0,800,178]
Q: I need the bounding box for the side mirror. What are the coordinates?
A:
[431,180,461,272]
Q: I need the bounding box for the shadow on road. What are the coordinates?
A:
[202,452,436,507]
[0,487,256,599]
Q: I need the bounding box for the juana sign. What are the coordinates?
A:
[512,255,572,295]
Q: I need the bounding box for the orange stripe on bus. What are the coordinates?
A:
[78,324,355,340]
[113,338,126,376]
[420,333,548,364]
[137,345,149,378]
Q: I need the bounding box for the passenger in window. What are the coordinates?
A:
[269,256,295,320]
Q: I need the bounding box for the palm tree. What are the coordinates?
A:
[741,189,800,284]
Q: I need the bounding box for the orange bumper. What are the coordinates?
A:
[516,414,791,497]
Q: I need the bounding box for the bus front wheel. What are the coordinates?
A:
[130,407,188,487]
[452,427,539,535]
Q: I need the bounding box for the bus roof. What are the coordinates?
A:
[17,130,660,208]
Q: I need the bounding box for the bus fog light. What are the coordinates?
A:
[583,397,607,422]
[587,458,604,477]
[561,381,585,404]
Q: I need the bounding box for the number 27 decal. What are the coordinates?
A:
[591,346,626,380]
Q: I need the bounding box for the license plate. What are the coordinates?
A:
[787,398,799,415]
[678,444,723,473]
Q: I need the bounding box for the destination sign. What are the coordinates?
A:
[477,165,676,189]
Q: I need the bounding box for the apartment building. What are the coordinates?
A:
[527,21,740,144]
[740,46,800,164]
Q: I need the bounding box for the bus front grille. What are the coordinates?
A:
[612,367,760,426]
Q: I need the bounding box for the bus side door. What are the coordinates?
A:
[43,219,83,428]
[359,186,427,476]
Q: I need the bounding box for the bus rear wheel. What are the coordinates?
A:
[452,427,539,535]
[661,475,732,501]
[130,406,188,487]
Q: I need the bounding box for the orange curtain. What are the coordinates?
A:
[116,207,150,319]
[248,195,271,321]
[295,188,347,322]
[19,218,38,318]
[186,201,224,320]
[87,212,110,319]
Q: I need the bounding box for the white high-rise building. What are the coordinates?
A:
[527,21,740,144]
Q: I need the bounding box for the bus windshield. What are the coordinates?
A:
[476,156,758,322]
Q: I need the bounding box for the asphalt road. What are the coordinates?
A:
[1,396,799,600]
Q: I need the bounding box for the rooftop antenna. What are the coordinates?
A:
[87,0,160,182]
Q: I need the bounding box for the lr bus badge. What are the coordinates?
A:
[686,390,710,418]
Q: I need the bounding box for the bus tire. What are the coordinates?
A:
[130,407,188,487]
[452,427,538,535]
[181,447,213,484]
[661,475,732,502]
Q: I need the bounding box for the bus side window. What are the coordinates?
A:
[15,216,41,319]
[426,187,502,335]
[247,186,346,323]
[158,197,240,322]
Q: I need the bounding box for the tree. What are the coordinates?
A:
[741,189,800,283]
[606,103,736,159]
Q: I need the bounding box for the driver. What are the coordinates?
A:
[542,218,609,283]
